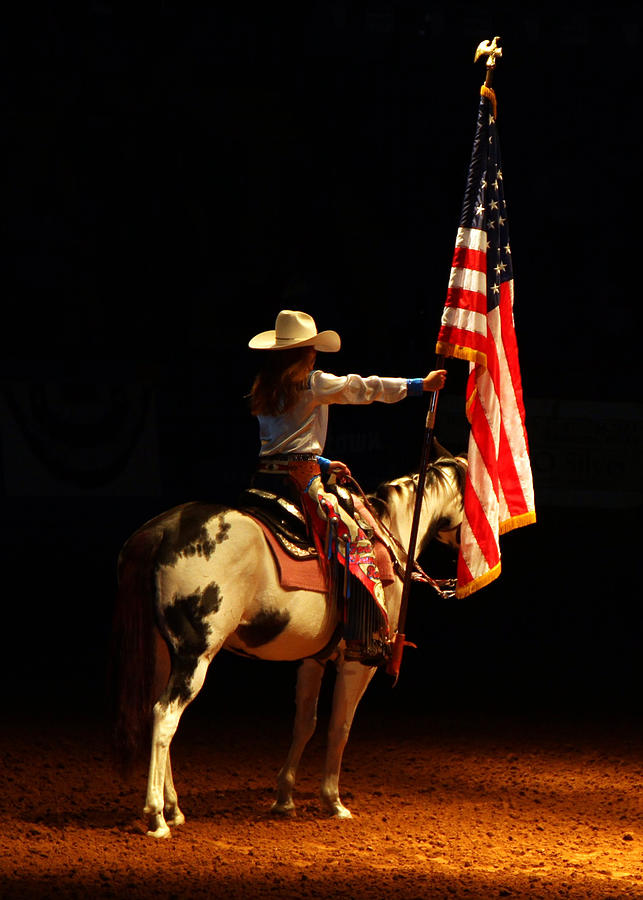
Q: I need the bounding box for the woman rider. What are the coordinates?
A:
[247,309,446,662]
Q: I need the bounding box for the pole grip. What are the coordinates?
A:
[386,633,418,683]
[386,632,405,681]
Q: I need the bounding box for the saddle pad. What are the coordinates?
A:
[250,516,327,592]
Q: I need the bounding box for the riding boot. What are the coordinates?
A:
[307,475,360,543]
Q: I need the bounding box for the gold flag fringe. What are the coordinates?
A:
[435,341,487,369]
[499,510,537,535]
[455,560,501,599]
[480,84,497,118]
[456,512,536,598]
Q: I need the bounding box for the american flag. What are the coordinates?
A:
[436,85,536,598]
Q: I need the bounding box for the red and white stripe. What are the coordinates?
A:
[437,227,535,598]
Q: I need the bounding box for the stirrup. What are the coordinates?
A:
[343,639,392,668]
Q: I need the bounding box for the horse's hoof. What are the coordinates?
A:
[166,810,186,827]
[146,824,172,839]
[270,801,296,817]
[144,809,172,838]
[325,803,353,819]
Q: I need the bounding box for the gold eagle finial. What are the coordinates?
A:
[474,36,502,70]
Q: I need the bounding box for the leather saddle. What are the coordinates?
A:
[237,487,318,560]
[237,482,360,560]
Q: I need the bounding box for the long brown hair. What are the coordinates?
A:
[249,348,315,416]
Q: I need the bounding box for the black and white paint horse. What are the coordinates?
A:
[112,454,466,838]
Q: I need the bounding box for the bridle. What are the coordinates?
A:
[344,474,458,600]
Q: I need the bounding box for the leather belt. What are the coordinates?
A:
[256,454,320,490]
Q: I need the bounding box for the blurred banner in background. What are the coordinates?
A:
[0,361,160,497]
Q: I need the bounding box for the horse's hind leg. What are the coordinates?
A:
[272,658,325,816]
[144,652,211,838]
[162,752,185,827]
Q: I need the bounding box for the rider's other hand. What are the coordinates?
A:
[328,460,351,482]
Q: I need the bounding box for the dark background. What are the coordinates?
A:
[4,4,641,729]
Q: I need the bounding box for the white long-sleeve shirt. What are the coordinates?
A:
[257,370,421,457]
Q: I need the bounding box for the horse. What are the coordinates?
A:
[111,453,466,838]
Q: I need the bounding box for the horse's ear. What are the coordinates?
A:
[430,437,453,461]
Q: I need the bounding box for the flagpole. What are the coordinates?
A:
[386,36,504,683]
[386,355,444,683]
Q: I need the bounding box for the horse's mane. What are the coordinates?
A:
[368,457,466,521]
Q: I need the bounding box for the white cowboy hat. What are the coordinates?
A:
[248,309,341,352]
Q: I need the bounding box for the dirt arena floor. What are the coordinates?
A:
[1,682,642,900]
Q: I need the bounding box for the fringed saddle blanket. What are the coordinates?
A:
[247,511,395,595]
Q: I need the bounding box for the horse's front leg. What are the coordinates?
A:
[321,658,376,818]
[271,657,325,816]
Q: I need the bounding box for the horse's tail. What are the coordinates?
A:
[110,525,167,774]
